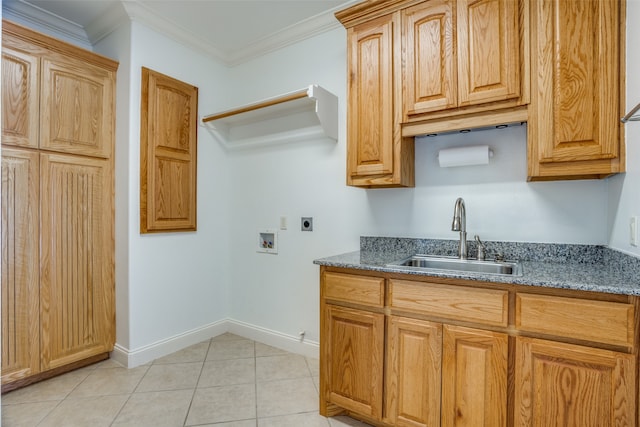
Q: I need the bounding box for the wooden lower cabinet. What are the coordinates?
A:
[385,316,442,427]
[515,337,636,427]
[441,325,508,427]
[322,304,385,419]
[40,153,114,371]
[1,148,40,384]
[320,267,639,426]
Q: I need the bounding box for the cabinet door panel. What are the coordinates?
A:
[324,305,384,419]
[403,0,456,115]
[40,153,114,370]
[347,14,396,179]
[386,316,442,427]
[528,0,622,179]
[442,325,508,427]
[515,337,635,427]
[1,149,40,384]
[537,0,618,162]
[40,56,114,158]
[457,0,520,106]
[140,67,197,232]
[1,43,39,148]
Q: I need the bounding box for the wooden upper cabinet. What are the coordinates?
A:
[1,42,40,149]
[403,0,456,115]
[140,67,198,233]
[528,0,624,180]
[342,11,415,188]
[403,0,525,118]
[457,0,520,106]
[40,55,114,158]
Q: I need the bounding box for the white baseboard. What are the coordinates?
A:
[110,319,228,368]
[110,318,319,368]
[226,319,319,359]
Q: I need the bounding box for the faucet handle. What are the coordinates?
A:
[474,235,486,261]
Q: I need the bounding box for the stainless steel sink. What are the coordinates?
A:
[387,255,522,276]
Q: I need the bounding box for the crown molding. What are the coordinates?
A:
[2,0,359,66]
[85,2,129,45]
[2,0,93,50]
[120,0,228,62]
[225,4,352,66]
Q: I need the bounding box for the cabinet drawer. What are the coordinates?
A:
[389,280,508,327]
[516,293,635,347]
[323,272,384,307]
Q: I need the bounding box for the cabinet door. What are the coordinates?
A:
[1,42,39,148]
[323,304,384,420]
[140,67,198,233]
[442,325,508,427]
[347,13,408,186]
[40,55,114,158]
[1,149,40,384]
[528,0,622,179]
[386,316,442,427]
[457,0,520,106]
[515,337,635,426]
[403,0,456,115]
[40,153,114,370]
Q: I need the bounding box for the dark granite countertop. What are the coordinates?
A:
[313,237,640,296]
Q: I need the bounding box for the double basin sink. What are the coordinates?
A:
[387,254,522,276]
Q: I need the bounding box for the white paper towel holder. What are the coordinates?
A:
[437,145,494,168]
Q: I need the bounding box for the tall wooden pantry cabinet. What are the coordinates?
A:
[1,20,117,391]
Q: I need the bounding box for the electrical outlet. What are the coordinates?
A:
[631,217,638,247]
[301,217,313,231]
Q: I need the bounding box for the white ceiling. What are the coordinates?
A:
[2,0,357,65]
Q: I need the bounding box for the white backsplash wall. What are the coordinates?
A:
[607,0,640,258]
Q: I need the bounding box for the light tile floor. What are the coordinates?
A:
[1,333,372,427]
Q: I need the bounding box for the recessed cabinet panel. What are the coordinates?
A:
[385,316,442,427]
[40,57,114,158]
[140,67,198,233]
[1,45,39,148]
[1,149,40,384]
[403,0,456,115]
[442,325,508,427]
[528,0,623,180]
[40,153,114,370]
[348,14,396,179]
[324,305,384,419]
[457,0,520,106]
[515,337,635,426]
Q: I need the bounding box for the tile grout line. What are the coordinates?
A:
[181,338,213,427]
[254,340,259,427]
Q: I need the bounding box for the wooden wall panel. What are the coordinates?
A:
[140,67,198,233]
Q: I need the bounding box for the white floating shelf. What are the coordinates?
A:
[200,85,338,150]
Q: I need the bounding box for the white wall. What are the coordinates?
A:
[608,0,640,257]
[92,22,235,361]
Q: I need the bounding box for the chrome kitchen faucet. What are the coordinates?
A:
[451,197,467,259]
